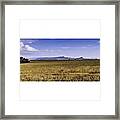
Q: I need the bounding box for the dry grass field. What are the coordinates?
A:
[20,60,100,81]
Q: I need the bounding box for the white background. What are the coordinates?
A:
[20,19,100,101]
[5,5,115,115]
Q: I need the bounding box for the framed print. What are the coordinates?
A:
[0,0,119,119]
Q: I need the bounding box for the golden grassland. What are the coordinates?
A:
[20,60,100,81]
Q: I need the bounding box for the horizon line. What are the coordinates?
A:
[21,56,100,59]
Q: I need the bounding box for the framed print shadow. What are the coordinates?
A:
[0,0,119,119]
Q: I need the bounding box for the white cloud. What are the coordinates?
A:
[81,46,88,48]
[28,41,33,44]
[61,47,71,49]
[24,45,38,51]
[20,42,24,48]
[20,42,38,52]
[20,42,63,53]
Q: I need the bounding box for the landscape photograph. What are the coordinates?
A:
[20,38,100,81]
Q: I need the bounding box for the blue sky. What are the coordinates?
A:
[20,38,100,59]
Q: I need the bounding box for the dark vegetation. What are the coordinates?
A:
[20,57,30,63]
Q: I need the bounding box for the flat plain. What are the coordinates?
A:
[20,59,100,81]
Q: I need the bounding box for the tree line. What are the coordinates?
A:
[20,57,30,63]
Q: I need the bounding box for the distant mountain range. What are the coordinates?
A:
[31,56,99,60]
